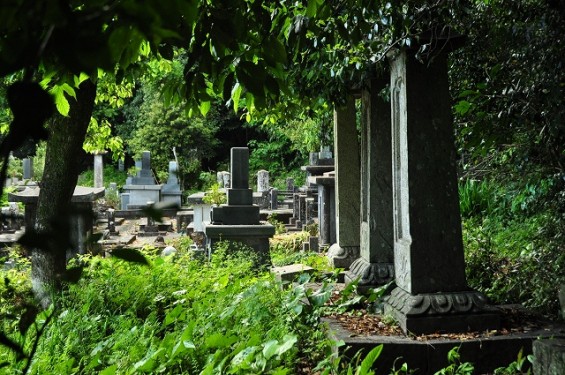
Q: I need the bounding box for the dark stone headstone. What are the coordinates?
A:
[140,151,152,177]
[345,75,394,288]
[383,47,499,334]
[204,147,275,268]
[22,158,33,180]
[328,96,361,269]
[231,147,249,190]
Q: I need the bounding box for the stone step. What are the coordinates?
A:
[325,305,565,374]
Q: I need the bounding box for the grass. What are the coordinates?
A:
[0,242,341,374]
[0,231,543,374]
[460,177,565,317]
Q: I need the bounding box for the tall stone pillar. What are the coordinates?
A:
[327,96,361,269]
[22,158,33,180]
[257,170,270,192]
[345,75,394,288]
[383,48,500,334]
[94,153,104,188]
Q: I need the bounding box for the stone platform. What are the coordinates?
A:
[324,305,565,374]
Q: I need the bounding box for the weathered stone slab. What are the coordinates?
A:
[533,339,565,375]
[271,264,315,282]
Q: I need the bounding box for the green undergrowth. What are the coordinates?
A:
[270,231,332,271]
[0,243,347,374]
[1,238,538,374]
[461,177,565,317]
[77,165,127,189]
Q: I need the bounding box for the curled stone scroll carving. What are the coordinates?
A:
[327,244,360,269]
[348,258,394,286]
[386,287,490,317]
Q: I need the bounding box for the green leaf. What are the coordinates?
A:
[454,100,471,115]
[358,344,382,375]
[232,83,243,113]
[164,304,184,326]
[60,83,76,100]
[100,364,117,375]
[264,37,288,66]
[262,340,279,360]
[275,334,297,357]
[237,61,265,98]
[199,101,211,116]
[73,72,90,87]
[230,346,257,370]
[308,287,332,307]
[171,338,195,359]
[108,26,133,62]
[306,0,320,18]
[111,248,150,266]
[205,333,238,348]
[49,85,71,116]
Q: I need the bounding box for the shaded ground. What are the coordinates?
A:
[325,304,562,340]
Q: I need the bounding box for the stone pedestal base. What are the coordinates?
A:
[384,287,500,335]
[533,339,565,374]
[327,244,359,269]
[344,258,394,293]
[203,223,275,268]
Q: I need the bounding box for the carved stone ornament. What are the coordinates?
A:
[385,286,492,317]
[348,257,394,286]
[327,244,359,269]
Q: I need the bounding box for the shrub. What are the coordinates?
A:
[0,247,335,374]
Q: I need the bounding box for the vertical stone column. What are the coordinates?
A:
[217,171,223,186]
[383,48,499,334]
[270,188,278,210]
[167,162,179,185]
[327,96,361,269]
[316,173,335,249]
[222,172,231,189]
[343,76,395,287]
[120,193,130,210]
[94,153,104,188]
[224,148,251,208]
[257,170,270,192]
[22,158,33,180]
[286,178,294,192]
[140,151,151,177]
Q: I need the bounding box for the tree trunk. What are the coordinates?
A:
[31,79,97,308]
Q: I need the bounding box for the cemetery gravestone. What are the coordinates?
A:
[121,151,162,209]
[22,158,33,180]
[94,153,104,188]
[162,161,182,207]
[257,170,270,192]
[345,76,395,289]
[383,47,500,334]
[203,147,275,267]
[328,97,361,269]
